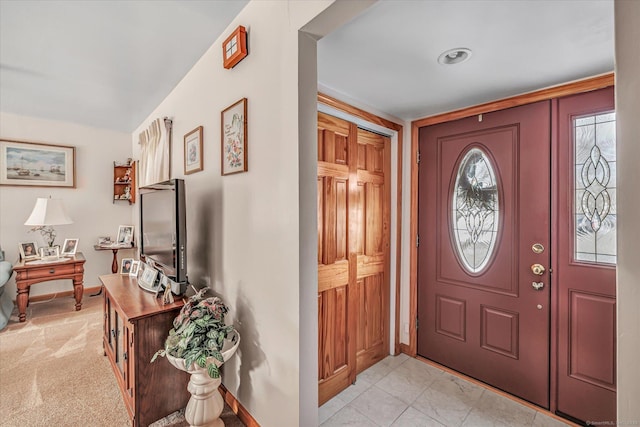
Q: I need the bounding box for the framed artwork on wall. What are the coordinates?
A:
[0,139,76,188]
[221,98,248,176]
[222,25,247,69]
[184,126,203,175]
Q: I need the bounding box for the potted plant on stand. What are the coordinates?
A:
[152,287,240,427]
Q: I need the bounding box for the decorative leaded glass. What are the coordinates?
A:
[575,112,616,264]
[452,148,499,273]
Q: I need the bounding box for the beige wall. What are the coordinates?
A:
[615,0,640,423]
[130,2,337,425]
[0,112,134,297]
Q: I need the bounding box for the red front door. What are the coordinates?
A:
[556,87,616,423]
[417,101,551,407]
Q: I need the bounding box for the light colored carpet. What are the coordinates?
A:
[0,295,130,426]
[0,294,244,427]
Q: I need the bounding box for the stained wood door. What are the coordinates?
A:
[556,87,616,423]
[417,101,552,407]
[317,113,390,405]
[354,128,390,373]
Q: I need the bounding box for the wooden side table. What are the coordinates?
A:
[13,252,85,322]
[93,244,134,274]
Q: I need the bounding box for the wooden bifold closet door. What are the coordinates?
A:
[317,112,390,405]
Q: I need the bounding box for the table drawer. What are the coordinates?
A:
[18,264,77,280]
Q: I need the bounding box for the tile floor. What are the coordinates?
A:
[319,354,573,427]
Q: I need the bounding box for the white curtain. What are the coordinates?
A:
[139,118,172,187]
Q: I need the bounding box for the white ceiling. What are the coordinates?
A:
[0,0,614,133]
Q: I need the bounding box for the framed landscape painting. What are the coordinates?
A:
[0,139,76,187]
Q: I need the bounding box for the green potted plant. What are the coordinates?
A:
[151,287,238,379]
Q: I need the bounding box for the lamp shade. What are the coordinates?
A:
[24,198,73,226]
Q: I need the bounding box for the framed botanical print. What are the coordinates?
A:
[221,98,248,176]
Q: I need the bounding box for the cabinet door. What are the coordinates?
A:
[105,296,116,356]
[124,324,134,400]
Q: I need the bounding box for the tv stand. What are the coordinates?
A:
[99,274,189,426]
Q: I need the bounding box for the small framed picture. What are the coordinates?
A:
[184,126,203,175]
[61,238,79,255]
[97,236,112,246]
[139,265,158,289]
[120,258,133,274]
[129,260,140,277]
[117,225,134,245]
[39,246,60,259]
[221,98,248,176]
[19,242,39,260]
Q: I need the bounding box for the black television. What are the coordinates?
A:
[139,178,187,294]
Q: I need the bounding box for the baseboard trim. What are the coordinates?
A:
[219,384,260,427]
[26,286,103,303]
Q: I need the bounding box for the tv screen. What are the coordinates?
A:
[139,179,187,291]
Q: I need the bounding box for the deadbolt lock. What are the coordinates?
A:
[531,263,546,276]
[532,281,544,291]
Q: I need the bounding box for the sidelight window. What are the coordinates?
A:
[574,112,617,264]
[452,147,499,274]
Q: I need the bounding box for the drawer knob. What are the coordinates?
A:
[49,269,55,274]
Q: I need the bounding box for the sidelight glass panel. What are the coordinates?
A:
[574,112,616,264]
[452,148,499,273]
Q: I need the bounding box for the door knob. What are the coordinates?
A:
[531,263,545,276]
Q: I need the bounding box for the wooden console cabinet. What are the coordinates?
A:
[99,274,189,427]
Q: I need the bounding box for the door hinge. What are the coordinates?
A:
[416,317,419,330]
[416,234,420,247]
[417,151,421,164]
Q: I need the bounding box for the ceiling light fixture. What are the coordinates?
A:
[438,48,472,65]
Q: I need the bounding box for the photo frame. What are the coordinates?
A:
[221,98,248,176]
[40,246,60,259]
[1,139,76,187]
[117,225,134,245]
[61,238,79,255]
[97,236,112,246]
[19,242,39,260]
[139,265,158,289]
[184,126,203,175]
[120,258,133,275]
[129,260,140,277]
[222,25,247,69]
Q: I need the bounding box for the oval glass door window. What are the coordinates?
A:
[452,147,500,273]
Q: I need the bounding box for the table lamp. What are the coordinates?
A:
[24,197,73,251]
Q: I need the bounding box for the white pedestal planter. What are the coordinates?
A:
[166,331,240,427]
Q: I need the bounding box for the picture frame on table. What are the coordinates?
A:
[221,98,248,176]
[184,126,203,175]
[129,260,140,277]
[116,225,134,245]
[19,242,39,260]
[39,246,59,259]
[61,238,79,256]
[139,265,158,290]
[97,236,112,246]
[0,139,76,188]
[120,258,133,274]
